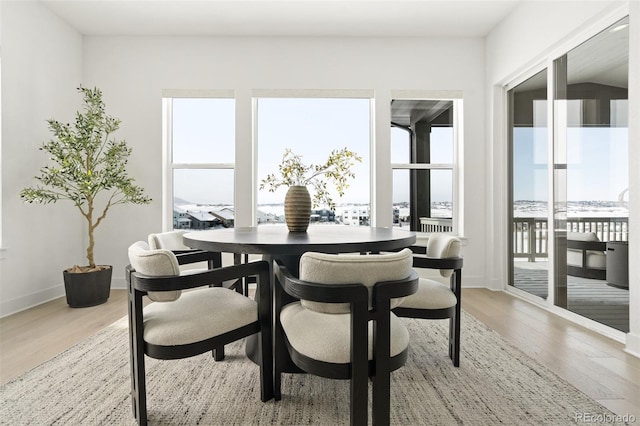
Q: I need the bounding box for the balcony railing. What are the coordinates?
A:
[419,216,627,262]
[419,217,454,233]
[513,217,628,262]
[513,218,548,261]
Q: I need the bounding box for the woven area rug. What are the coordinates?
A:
[0,312,621,425]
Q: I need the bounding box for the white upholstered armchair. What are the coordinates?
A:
[273,248,418,425]
[393,234,463,366]
[126,241,273,425]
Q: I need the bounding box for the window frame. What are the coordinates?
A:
[390,97,463,234]
[161,89,463,236]
[162,90,235,230]
[253,93,374,226]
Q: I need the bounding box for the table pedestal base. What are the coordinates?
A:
[246,334,304,373]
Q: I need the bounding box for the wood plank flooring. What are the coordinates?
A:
[463,289,640,421]
[1,288,638,421]
[0,290,131,384]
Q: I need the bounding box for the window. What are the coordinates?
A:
[163,96,236,230]
[256,97,371,226]
[162,93,461,232]
[391,99,458,232]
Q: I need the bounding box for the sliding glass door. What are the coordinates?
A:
[508,70,549,298]
[552,17,629,331]
[508,17,629,333]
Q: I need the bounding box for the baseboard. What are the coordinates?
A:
[461,275,492,289]
[0,285,65,318]
[110,277,127,290]
[625,331,640,359]
[1,277,129,318]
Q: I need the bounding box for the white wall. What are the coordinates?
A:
[485,1,639,355]
[82,35,488,291]
[0,1,84,316]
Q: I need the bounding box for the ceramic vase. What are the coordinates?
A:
[284,185,311,232]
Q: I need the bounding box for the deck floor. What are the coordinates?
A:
[513,262,629,332]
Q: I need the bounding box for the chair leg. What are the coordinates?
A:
[132,350,147,426]
[259,329,274,402]
[213,346,225,361]
[274,370,282,401]
[273,325,283,400]
[372,370,390,425]
[372,302,391,425]
[350,370,368,426]
[127,278,147,425]
[449,309,461,367]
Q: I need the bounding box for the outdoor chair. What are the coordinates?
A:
[393,234,463,366]
[566,231,606,280]
[273,249,418,425]
[126,241,273,426]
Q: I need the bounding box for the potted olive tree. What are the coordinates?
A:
[20,86,151,307]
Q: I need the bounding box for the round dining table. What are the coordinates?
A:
[183,224,416,372]
[184,224,416,275]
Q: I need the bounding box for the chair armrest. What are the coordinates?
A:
[129,260,270,293]
[373,270,419,300]
[412,255,463,270]
[174,250,222,266]
[566,240,606,251]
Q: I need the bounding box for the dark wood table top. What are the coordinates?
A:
[183,225,416,256]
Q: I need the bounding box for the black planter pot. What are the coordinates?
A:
[63,266,112,308]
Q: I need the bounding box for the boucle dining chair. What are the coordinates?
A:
[273,249,418,426]
[149,229,252,295]
[126,241,273,426]
[148,229,246,360]
[148,230,216,271]
[393,234,463,366]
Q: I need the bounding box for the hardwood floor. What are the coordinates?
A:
[463,289,640,421]
[1,288,638,420]
[0,290,131,384]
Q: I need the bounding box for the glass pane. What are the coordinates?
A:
[554,16,629,332]
[172,169,234,230]
[508,68,549,298]
[390,99,455,231]
[430,127,453,164]
[430,169,452,218]
[256,98,370,226]
[393,169,453,232]
[172,98,235,163]
[391,126,410,163]
[392,169,410,228]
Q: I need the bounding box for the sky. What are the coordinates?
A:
[171,97,628,208]
[513,126,629,202]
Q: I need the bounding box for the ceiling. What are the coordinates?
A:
[391,99,452,127]
[42,0,523,37]
[41,0,627,89]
